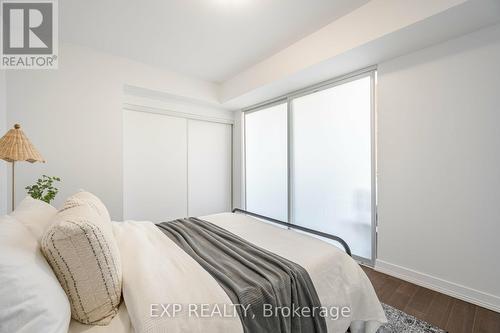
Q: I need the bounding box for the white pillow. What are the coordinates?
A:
[10,196,58,240]
[0,214,71,333]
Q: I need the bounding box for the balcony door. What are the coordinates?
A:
[244,70,375,262]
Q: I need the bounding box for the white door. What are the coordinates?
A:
[187,120,232,216]
[123,110,188,222]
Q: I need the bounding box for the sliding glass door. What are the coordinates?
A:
[244,70,376,262]
[291,76,373,260]
[245,102,288,221]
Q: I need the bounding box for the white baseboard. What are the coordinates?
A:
[374,260,500,313]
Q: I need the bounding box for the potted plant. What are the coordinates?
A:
[25,175,61,204]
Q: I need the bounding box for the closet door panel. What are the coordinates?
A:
[123,110,187,222]
[188,120,232,216]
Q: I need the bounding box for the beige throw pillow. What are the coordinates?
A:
[41,192,122,325]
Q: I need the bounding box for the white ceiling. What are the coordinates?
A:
[60,0,369,83]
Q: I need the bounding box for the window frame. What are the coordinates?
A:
[243,66,377,264]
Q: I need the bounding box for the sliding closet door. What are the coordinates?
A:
[245,103,288,221]
[291,76,373,260]
[187,120,232,216]
[123,110,188,222]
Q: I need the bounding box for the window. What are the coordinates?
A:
[244,70,375,261]
[245,102,288,221]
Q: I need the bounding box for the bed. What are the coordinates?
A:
[1,193,385,333]
[66,210,385,333]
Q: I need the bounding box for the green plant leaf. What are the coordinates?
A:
[26,176,61,204]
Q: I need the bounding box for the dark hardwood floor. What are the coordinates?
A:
[361,266,500,333]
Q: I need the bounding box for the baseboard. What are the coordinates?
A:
[374,259,500,313]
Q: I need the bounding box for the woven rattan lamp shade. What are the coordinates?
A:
[0,124,45,163]
[0,124,45,211]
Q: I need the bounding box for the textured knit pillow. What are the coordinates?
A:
[41,192,122,325]
[70,191,111,222]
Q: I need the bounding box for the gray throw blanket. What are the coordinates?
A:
[157,217,327,333]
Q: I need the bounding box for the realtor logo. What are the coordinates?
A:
[1,0,58,69]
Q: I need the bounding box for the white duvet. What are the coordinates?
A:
[72,213,386,333]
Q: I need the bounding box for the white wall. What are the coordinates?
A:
[0,70,6,216]
[5,43,228,219]
[377,23,500,310]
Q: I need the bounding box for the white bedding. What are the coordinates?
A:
[71,212,386,333]
[203,213,386,333]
